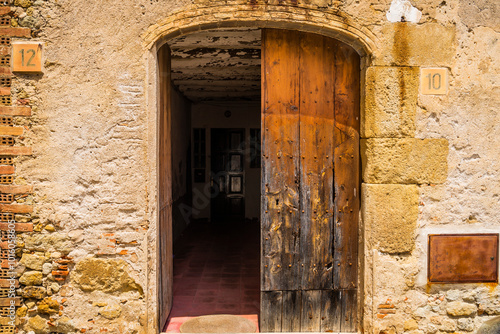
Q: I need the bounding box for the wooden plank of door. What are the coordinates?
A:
[333,41,360,291]
[341,289,358,332]
[261,29,301,291]
[158,45,173,330]
[320,289,342,332]
[300,290,322,332]
[299,31,335,290]
[282,290,302,332]
[261,291,283,332]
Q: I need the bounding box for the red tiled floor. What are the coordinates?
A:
[163,221,260,332]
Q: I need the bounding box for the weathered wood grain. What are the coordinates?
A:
[262,29,301,291]
[261,291,283,332]
[342,289,358,332]
[261,29,360,333]
[158,45,173,330]
[333,41,360,291]
[282,290,302,332]
[320,289,342,332]
[300,290,322,332]
[299,32,335,290]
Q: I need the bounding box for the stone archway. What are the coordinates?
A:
[144,3,378,333]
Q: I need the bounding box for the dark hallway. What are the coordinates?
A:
[164,221,260,332]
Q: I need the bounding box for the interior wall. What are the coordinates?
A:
[171,86,192,242]
[191,102,261,221]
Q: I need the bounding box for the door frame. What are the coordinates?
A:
[146,6,374,334]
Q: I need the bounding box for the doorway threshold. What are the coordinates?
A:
[164,314,259,333]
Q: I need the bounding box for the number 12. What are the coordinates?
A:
[19,48,36,67]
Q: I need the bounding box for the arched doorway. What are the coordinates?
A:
[157,27,360,333]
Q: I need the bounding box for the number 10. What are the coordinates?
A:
[426,73,442,90]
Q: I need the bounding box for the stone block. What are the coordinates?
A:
[374,23,456,66]
[361,138,448,184]
[26,315,48,334]
[404,319,418,331]
[23,233,73,253]
[362,184,419,253]
[72,258,143,295]
[19,271,42,286]
[446,301,477,316]
[99,304,122,320]
[21,286,46,299]
[54,316,76,333]
[363,66,419,138]
[37,297,60,314]
[20,253,46,271]
[458,318,475,332]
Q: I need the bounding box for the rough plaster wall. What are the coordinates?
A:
[9,0,499,334]
[15,1,188,333]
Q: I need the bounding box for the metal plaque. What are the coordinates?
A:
[428,234,499,283]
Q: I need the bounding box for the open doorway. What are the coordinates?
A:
[158,28,262,332]
[158,27,361,333]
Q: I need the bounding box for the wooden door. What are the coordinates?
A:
[210,129,245,222]
[158,45,173,330]
[261,29,360,332]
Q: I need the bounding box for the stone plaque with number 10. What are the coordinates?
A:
[421,68,448,95]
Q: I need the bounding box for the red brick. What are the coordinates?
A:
[0,8,11,16]
[0,87,10,95]
[0,222,33,231]
[0,298,20,307]
[16,98,29,105]
[0,204,32,213]
[0,278,18,287]
[0,165,13,174]
[0,67,10,75]
[0,146,32,155]
[0,184,33,193]
[378,309,396,314]
[378,304,395,309]
[0,126,23,135]
[52,270,69,276]
[0,46,9,56]
[0,106,31,116]
[0,27,31,38]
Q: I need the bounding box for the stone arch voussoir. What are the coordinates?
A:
[142,2,377,60]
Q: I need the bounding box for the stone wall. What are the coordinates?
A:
[3,0,498,334]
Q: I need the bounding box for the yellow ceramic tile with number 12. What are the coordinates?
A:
[12,42,43,73]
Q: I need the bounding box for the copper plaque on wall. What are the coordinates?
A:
[428,234,499,283]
